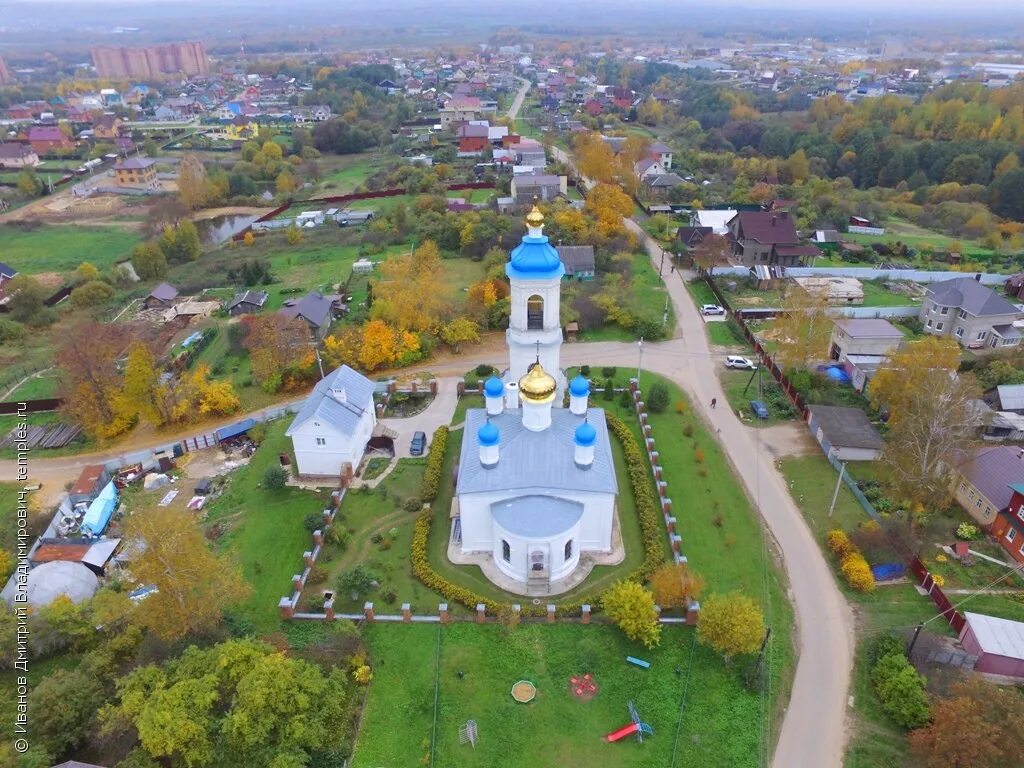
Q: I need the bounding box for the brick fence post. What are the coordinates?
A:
[547,604,556,624]
[364,601,375,622]
[303,550,314,568]
[292,574,304,592]
[476,603,486,624]
[402,602,412,622]
[457,380,466,396]
[278,597,294,619]
[666,516,677,533]
[662,498,672,515]
[671,534,681,553]
[324,597,335,621]
[439,603,450,624]
[657,481,668,497]
[581,604,591,624]
[686,600,701,625]
[322,509,332,524]
[313,529,324,547]
[430,379,438,395]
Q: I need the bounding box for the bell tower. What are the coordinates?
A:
[506,205,565,400]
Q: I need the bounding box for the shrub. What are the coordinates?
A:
[303,513,325,532]
[603,580,662,648]
[693,448,705,464]
[420,426,449,502]
[370,532,383,544]
[647,381,670,413]
[403,496,423,512]
[956,522,980,541]
[868,633,906,665]
[682,423,694,437]
[619,388,633,408]
[602,366,617,378]
[580,365,591,375]
[474,363,493,376]
[307,566,327,585]
[826,529,854,558]
[840,552,876,592]
[263,465,288,490]
[325,525,350,551]
[871,651,931,729]
[603,377,615,400]
[382,590,397,604]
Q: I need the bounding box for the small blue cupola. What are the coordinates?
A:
[478,419,500,468]
[484,375,504,416]
[506,205,565,281]
[569,374,590,415]
[574,418,596,469]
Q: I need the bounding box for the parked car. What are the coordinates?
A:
[749,400,769,419]
[700,304,725,316]
[410,431,427,455]
[725,356,757,370]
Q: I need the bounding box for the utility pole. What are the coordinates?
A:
[637,337,644,391]
[906,622,924,660]
[828,459,847,518]
[659,248,665,277]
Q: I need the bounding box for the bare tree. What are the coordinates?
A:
[691,233,733,272]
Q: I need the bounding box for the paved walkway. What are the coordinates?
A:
[380,376,460,459]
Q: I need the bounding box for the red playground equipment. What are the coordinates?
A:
[570,673,598,700]
[605,701,653,743]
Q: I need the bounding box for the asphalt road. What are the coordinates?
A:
[507,77,530,122]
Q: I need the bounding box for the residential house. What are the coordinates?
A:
[226,290,268,316]
[50,761,109,768]
[989,484,1024,564]
[114,156,157,188]
[806,405,885,461]
[953,445,1024,527]
[144,282,178,309]
[510,173,566,203]
[0,262,18,305]
[458,136,489,155]
[920,277,1024,349]
[27,125,73,155]
[634,157,666,182]
[286,364,377,478]
[0,142,38,168]
[439,96,481,128]
[92,113,123,140]
[645,172,686,197]
[5,104,33,121]
[996,384,1024,414]
[959,612,1024,678]
[649,141,673,170]
[829,318,903,363]
[555,245,596,280]
[726,211,820,267]
[693,209,737,235]
[279,290,335,340]
[677,226,712,254]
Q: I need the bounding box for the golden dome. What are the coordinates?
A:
[518,362,557,403]
[525,205,544,228]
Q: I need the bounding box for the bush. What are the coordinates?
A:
[603,377,615,400]
[647,381,670,413]
[826,529,854,558]
[871,651,931,729]
[263,465,288,490]
[307,566,327,585]
[474,363,493,376]
[955,522,980,541]
[840,552,876,592]
[619,388,633,409]
[325,525,350,551]
[580,365,591,375]
[602,366,617,378]
[868,633,906,665]
[304,513,325,532]
[403,496,423,512]
[420,426,449,502]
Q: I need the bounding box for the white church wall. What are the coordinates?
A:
[492,516,581,583]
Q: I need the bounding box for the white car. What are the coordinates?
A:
[700,304,725,316]
[725,355,758,370]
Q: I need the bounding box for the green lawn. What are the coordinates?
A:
[206,419,330,634]
[859,280,921,307]
[312,153,392,194]
[704,318,750,349]
[685,278,719,307]
[718,369,798,426]
[0,482,22,557]
[845,218,997,261]
[4,370,60,401]
[0,225,141,274]
[354,623,772,768]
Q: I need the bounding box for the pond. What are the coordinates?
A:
[195,214,258,245]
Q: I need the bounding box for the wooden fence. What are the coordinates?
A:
[0,398,62,415]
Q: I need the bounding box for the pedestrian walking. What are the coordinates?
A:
[711,397,717,409]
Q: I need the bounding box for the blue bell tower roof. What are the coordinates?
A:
[506,205,565,281]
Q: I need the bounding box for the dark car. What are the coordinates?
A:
[749,400,769,419]
[410,431,427,456]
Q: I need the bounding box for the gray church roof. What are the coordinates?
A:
[492,495,583,537]
[286,365,374,438]
[457,408,618,496]
[926,277,1020,317]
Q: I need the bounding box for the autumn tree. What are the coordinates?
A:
[57,322,135,438]
[649,563,704,610]
[158,220,201,264]
[69,280,115,309]
[16,168,43,197]
[275,170,297,195]
[371,240,450,332]
[177,153,209,210]
[439,317,480,352]
[584,182,633,238]
[4,274,52,326]
[125,506,249,641]
[697,592,765,663]
[122,342,163,425]
[769,283,832,370]
[28,668,105,756]
[573,131,616,183]
[909,679,1024,768]
[691,233,733,272]
[132,242,168,280]
[242,314,310,392]
[285,224,303,245]
[74,262,100,285]
[602,580,662,648]
[868,336,961,424]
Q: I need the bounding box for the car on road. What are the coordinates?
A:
[725,356,758,370]
[410,431,427,456]
[700,304,725,316]
[749,400,769,419]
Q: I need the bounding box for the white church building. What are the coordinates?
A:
[454,206,620,592]
[286,365,376,478]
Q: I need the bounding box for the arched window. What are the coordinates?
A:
[527,294,544,330]
[502,540,511,562]
[564,540,573,561]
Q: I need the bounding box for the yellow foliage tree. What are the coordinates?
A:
[602,580,662,649]
[768,284,833,370]
[243,231,255,246]
[649,563,704,609]
[439,317,480,352]
[358,319,399,371]
[286,225,303,246]
[573,131,615,183]
[868,336,961,426]
[372,240,450,333]
[585,182,633,238]
[697,592,766,662]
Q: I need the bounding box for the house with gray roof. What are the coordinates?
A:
[226,290,268,316]
[144,282,178,309]
[510,173,566,203]
[278,290,334,340]
[286,365,376,478]
[555,245,595,280]
[953,445,1024,527]
[920,276,1024,350]
[807,405,885,461]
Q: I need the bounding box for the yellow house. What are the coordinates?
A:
[114,156,156,188]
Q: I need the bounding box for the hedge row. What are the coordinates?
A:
[870,644,931,729]
[407,411,672,617]
[420,425,449,502]
[827,528,876,592]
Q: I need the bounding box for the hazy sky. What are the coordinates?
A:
[7,0,1024,9]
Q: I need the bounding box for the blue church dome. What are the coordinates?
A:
[569,374,590,397]
[484,375,504,397]
[478,420,500,447]
[574,420,597,447]
[506,206,565,281]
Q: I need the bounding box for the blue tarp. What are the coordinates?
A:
[215,417,256,442]
[871,563,904,582]
[81,481,118,537]
[817,364,852,384]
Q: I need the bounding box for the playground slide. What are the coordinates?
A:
[604,723,640,742]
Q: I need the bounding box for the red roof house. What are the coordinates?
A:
[28,125,73,155]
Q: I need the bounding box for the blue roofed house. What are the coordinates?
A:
[286,365,377,479]
[453,206,620,592]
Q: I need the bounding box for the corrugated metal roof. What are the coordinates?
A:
[457,408,618,495]
[965,611,1024,660]
[957,445,1024,511]
[286,365,375,438]
[998,384,1024,411]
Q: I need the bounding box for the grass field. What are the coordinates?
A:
[845,218,998,262]
[353,623,772,768]
[0,224,141,274]
[717,368,797,426]
[4,369,60,401]
[704,318,749,349]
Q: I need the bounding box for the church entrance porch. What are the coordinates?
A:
[446,504,626,597]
